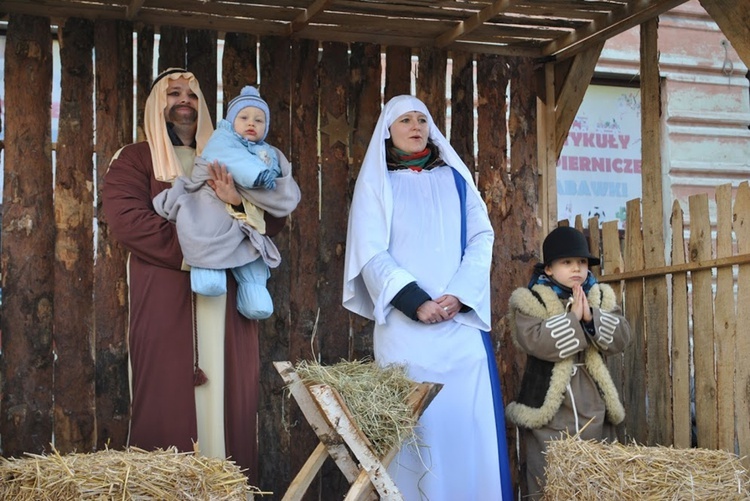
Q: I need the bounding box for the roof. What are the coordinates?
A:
[2,0,690,61]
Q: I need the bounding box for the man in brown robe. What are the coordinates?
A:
[102,68,287,483]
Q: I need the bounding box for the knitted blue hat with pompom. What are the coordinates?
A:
[225,86,270,141]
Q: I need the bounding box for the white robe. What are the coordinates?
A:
[360,166,501,500]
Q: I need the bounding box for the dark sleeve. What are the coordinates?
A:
[390,281,431,321]
[264,213,287,238]
[101,143,185,270]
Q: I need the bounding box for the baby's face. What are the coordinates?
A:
[233,106,266,141]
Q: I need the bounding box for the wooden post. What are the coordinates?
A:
[639,17,671,446]
[688,193,717,449]
[450,50,475,169]
[734,181,750,468]
[0,14,55,456]
[669,201,691,449]
[222,32,258,115]
[347,42,381,359]
[187,29,217,125]
[623,199,647,443]
[384,46,411,102]
[255,35,295,497]
[135,24,153,142]
[416,47,447,131]
[157,25,186,72]
[54,16,96,454]
[713,184,736,452]
[94,18,133,451]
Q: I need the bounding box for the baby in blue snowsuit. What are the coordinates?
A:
[153,86,299,320]
[194,86,282,319]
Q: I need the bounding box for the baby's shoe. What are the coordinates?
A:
[231,259,273,319]
[191,267,227,296]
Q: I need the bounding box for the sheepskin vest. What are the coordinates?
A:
[505,282,626,429]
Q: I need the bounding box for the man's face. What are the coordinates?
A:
[164,77,198,125]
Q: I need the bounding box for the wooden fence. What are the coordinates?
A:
[0,13,536,498]
[4,12,747,500]
[576,181,750,467]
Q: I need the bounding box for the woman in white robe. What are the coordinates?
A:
[343,95,513,500]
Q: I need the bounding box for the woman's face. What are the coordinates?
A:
[389,111,429,153]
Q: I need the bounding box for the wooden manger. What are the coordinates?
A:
[274,361,442,501]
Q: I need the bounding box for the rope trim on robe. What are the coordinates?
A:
[192,292,208,386]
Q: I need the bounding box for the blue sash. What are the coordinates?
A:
[451,167,513,500]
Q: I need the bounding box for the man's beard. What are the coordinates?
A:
[166,104,198,124]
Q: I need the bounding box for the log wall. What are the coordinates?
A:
[0,13,537,498]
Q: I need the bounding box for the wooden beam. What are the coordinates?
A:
[537,62,558,234]
[553,41,604,158]
[435,0,519,47]
[126,0,144,19]
[289,0,333,35]
[541,0,690,60]
[699,0,750,70]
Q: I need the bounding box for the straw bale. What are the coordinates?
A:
[294,359,419,457]
[543,435,750,500]
[0,446,268,500]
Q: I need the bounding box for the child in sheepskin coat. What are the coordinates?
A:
[505,226,631,499]
[153,86,300,320]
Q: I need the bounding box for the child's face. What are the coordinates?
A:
[233,106,266,142]
[389,111,429,153]
[544,257,589,289]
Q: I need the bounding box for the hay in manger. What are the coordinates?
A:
[0,446,268,500]
[543,434,750,500]
[293,359,420,457]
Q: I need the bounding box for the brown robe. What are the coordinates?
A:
[102,141,285,482]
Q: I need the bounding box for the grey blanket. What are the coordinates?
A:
[153,147,301,269]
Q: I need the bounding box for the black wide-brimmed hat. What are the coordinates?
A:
[541,226,600,267]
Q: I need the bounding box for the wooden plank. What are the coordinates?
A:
[480,55,531,498]
[713,184,736,452]
[449,51,475,169]
[436,0,521,47]
[348,42,380,360]
[734,181,750,468]
[221,32,258,117]
[187,29,217,125]
[273,362,361,484]
[416,47,447,131]
[282,442,330,501]
[689,193,717,449]
[669,200,691,449]
[158,25,186,72]
[601,220,625,441]
[256,35,295,498]
[309,385,403,500]
[284,36,323,500]
[553,42,603,158]
[318,41,353,497]
[623,199,647,444]
[598,253,750,282]
[587,216,601,277]
[0,13,55,457]
[94,18,132,451]
[639,17,670,446]
[54,15,96,455]
[698,0,750,70]
[539,62,557,234]
[384,45,411,102]
[135,24,153,142]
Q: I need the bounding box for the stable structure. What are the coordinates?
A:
[1,1,749,498]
